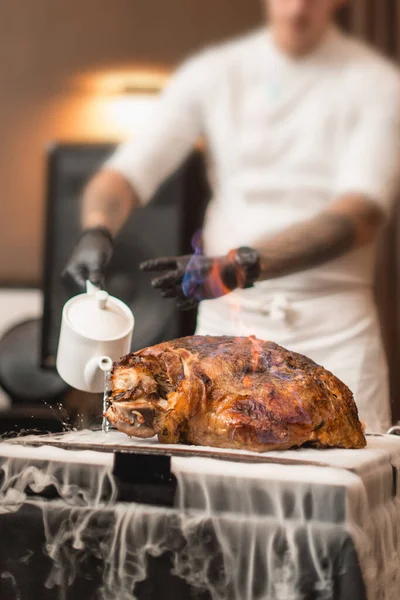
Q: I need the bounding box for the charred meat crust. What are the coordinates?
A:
[107,336,367,452]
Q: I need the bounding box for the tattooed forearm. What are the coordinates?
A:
[82,169,140,236]
[255,196,384,281]
[257,213,354,280]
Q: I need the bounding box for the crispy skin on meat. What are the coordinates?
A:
[106,336,366,452]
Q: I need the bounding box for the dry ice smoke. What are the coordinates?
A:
[1,432,400,599]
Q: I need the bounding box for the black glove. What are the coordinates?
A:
[62,227,114,289]
[140,247,260,311]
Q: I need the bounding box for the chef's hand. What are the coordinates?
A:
[62,227,114,289]
[140,247,260,311]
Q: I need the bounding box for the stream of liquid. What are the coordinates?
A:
[102,370,112,434]
[0,432,400,600]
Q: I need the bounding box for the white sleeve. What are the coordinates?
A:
[105,53,208,204]
[334,72,400,214]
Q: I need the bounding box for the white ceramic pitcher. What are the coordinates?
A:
[56,281,134,393]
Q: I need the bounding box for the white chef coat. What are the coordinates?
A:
[106,26,400,433]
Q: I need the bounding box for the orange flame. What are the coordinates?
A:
[248,335,264,372]
[242,375,253,388]
[207,260,235,299]
[191,247,265,380]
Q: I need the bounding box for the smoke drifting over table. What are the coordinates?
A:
[1,432,400,599]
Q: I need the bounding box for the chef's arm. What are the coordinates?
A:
[140,194,386,309]
[60,170,141,287]
[81,168,140,236]
[255,74,400,281]
[141,73,400,307]
[255,194,384,281]
[63,52,204,288]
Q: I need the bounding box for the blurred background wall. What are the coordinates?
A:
[1,0,400,286]
[0,0,262,286]
[341,0,400,54]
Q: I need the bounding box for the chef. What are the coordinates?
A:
[64,0,400,433]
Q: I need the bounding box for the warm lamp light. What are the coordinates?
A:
[74,67,170,96]
[57,66,172,140]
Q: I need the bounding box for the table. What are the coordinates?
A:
[1,432,400,600]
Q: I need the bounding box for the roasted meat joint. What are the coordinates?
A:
[106,336,366,452]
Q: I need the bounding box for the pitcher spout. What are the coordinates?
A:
[84,356,113,393]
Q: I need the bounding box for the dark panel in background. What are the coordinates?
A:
[41,143,210,368]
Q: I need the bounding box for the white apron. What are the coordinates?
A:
[196,288,391,434]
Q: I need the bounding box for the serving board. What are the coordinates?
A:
[7,428,400,475]
[4,430,400,522]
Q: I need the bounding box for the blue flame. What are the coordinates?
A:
[182,231,205,301]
